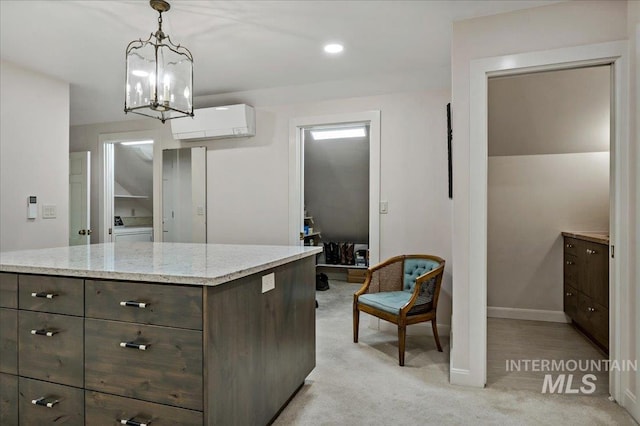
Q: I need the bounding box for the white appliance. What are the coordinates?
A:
[171,104,256,141]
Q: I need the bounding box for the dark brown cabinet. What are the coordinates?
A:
[562,233,609,352]
[0,256,315,425]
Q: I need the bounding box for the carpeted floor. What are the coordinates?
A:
[273,280,636,425]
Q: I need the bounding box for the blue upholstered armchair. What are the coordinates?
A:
[353,254,446,366]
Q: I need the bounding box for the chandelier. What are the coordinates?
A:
[125,0,193,123]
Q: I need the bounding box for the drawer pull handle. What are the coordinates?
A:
[31,292,58,299]
[119,418,151,426]
[586,249,598,255]
[31,329,58,337]
[120,301,148,308]
[120,341,149,351]
[566,244,574,248]
[565,261,574,265]
[587,307,596,313]
[31,397,60,408]
[565,292,573,296]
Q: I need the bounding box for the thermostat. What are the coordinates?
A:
[27,196,37,219]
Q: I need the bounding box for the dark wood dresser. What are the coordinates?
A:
[562,232,609,353]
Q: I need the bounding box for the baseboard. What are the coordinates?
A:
[487,306,570,323]
[623,388,639,422]
[450,367,484,387]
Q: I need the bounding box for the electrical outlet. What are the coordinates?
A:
[262,273,275,293]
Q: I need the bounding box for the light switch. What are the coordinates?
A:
[380,201,389,214]
[262,273,275,293]
[42,205,57,219]
[197,206,205,216]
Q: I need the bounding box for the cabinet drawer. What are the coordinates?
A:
[86,391,203,426]
[19,275,84,316]
[86,280,202,330]
[0,273,18,308]
[18,311,84,387]
[0,373,18,425]
[85,319,203,410]
[563,253,578,285]
[19,376,84,426]
[563,237,579,255]
[0,308,17,374]
[563,285,577,321]
[577,293,609,351]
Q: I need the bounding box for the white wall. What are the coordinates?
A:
[70,87,453,326]
[488,153,609,312]
[451,0,628,387]
[0,61,69,252]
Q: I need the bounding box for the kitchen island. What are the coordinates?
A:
[0,242,322,425]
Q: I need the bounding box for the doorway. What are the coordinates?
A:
[486,65,611,393]
[98,130,160,243]
[462,41,630,403]
[289,111,381,267]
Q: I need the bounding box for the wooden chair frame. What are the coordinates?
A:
[353,254,445,366]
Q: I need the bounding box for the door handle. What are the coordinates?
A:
[78,229,86,235]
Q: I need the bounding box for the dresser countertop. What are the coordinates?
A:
[561,231,609,245]
[0,242,322,286]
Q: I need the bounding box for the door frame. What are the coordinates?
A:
[464,40,629,403]
[288,111,381,266]
[98,130,161,243]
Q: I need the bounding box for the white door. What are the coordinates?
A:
[69,151,91,245]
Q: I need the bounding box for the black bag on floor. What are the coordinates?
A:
[316,273,330,291]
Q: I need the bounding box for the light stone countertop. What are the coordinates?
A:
[0,242,322,286]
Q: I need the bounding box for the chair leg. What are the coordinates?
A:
[353,304,360,343]
[431,319,443,352]
[398,324,406,366]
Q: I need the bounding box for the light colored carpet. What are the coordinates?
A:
[273,280,636,425]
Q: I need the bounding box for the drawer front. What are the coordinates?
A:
[0,373,18,425]
[563,253,578,285]
[586,300,609,350]
[85,319,203,410]
[19,376,84,426]
[0,273,18,308]
[0,308,17,374]
[86,391,203,426]
[18,311,84,387]
[19,275,84,316]
[85,280,202,330]
[563,237,579,255]
[563,285,577,321]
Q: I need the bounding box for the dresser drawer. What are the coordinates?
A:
[19,275,84,316]
[18,311,84,387]
[563,253,578,285]
[563,285,577,321]
[86,390,203,426]
[85,280,202,330]
[0,373,18,425]
[85,319,203,410]
[0,273,18,308]
[0,308,17,374]
[19,376,84,426]
[563,237,579,255]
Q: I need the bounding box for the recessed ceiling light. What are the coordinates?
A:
[311,127,366,140]
[324,43,344,54]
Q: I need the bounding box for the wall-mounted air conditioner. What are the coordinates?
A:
[171,104,255,141]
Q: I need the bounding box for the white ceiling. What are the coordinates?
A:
[0,0,560,126]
